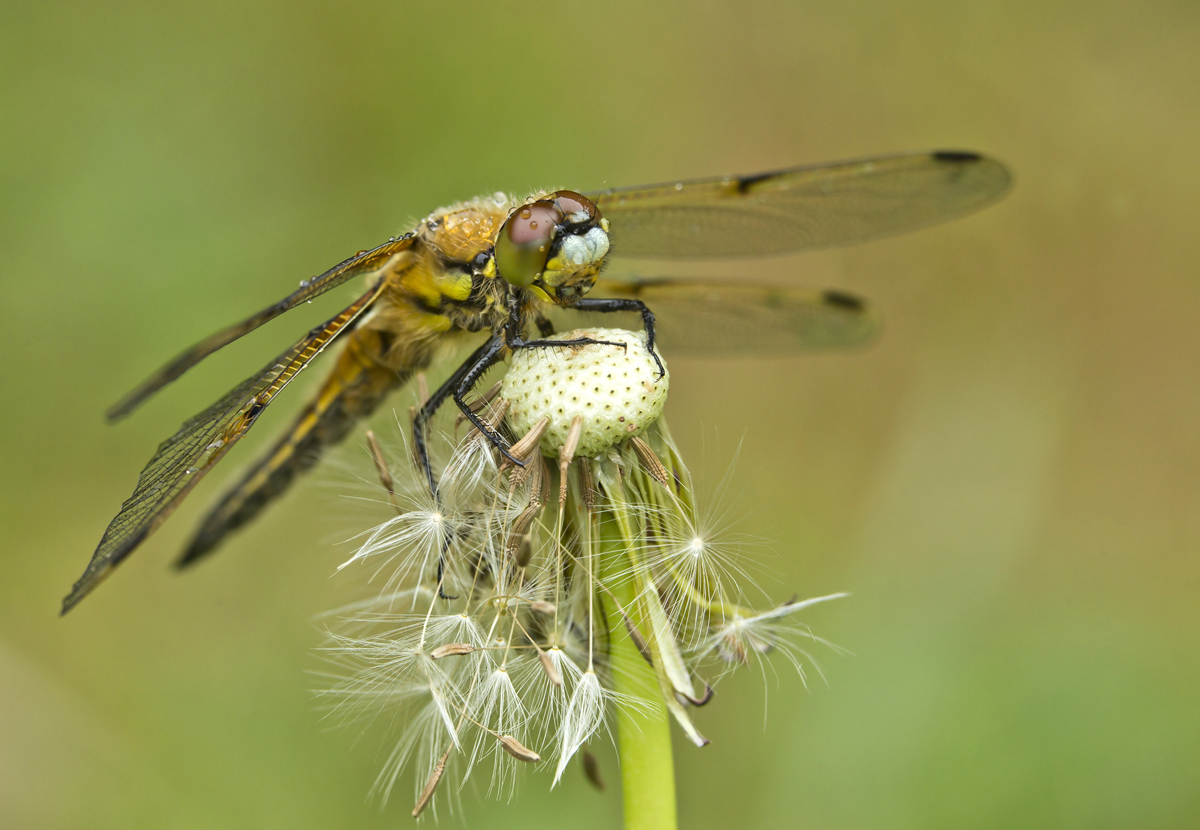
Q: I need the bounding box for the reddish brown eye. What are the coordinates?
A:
[551,190,597,223]
[506,203,558,245]
[496,201,561,287]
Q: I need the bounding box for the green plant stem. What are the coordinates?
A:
[598,514,677,830]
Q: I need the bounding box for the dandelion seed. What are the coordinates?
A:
[538,649,563,686]
[412,742,453,818]
[499,735,540,763]
[554,670,605,785]
[430,642,475,659]
[582,748,606,791]
[463,665,530,796]
[505,416,551,465]
[630,435,669,484]
[696,593,850,685]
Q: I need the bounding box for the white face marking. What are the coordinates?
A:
[559,226,610,268]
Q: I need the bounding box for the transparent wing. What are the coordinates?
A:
[62,284,386,614]
[551,279,878,355]
[106,234,414,421]
[587,151,1011,258]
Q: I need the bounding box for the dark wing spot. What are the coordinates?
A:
[822,290,866,311]
[735,171,777,194]
[932,151,983,164]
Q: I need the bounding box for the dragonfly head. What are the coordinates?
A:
[495,190,609,305]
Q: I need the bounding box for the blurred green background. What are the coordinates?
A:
[3,1,1199,827]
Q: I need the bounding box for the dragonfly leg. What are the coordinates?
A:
[567,297,664,379]
[413,335,507,602]
[449,337,522,468]
[502,291,629,362]
[413,335,502,496]
[511,334,629,351]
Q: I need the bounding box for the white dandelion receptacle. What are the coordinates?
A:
[502,327,669,458]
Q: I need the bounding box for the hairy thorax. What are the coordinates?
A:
[367,195,519,370]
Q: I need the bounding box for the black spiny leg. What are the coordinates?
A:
[449,336,522,468]
[567,297,665,379]
[412,334,503,601]
[511,334,629,350]
[413,335,501,496]
[505,291,629,355]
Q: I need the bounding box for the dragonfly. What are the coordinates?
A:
[62,150,1010,613]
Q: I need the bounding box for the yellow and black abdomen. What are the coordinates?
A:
[178,326,416,566]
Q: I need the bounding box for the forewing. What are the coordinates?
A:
[588,151,1010,258]
[555,279,878,356]
[63,284,385,613]
[106,234,414,421]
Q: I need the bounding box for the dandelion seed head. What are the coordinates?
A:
[320,329,847,816]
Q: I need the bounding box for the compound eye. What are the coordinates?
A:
[551,190,598,224]
[496,201,560,287]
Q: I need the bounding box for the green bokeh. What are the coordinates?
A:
[3,2,1198,827]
